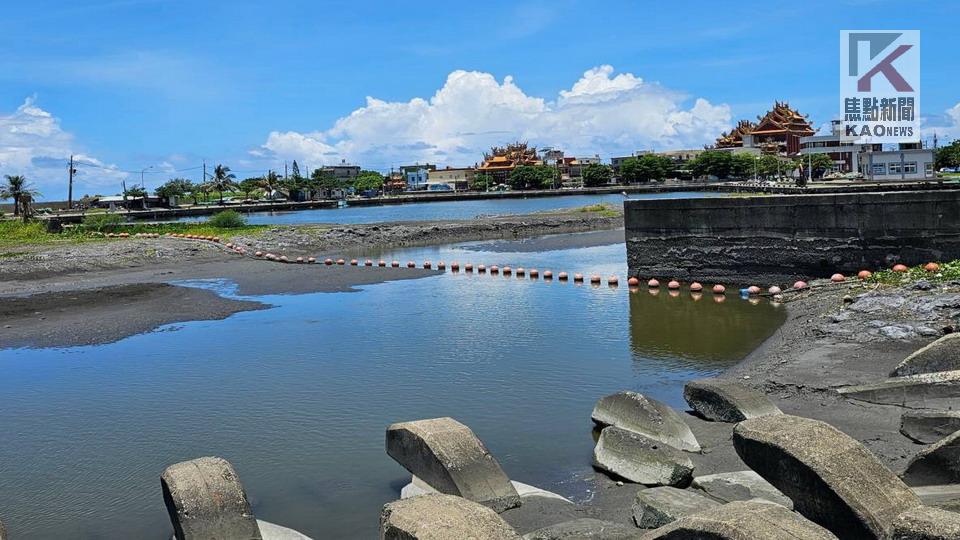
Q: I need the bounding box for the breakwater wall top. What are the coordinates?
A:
[624,190,960,284]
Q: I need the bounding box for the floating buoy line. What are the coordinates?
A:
[101,232,942,300]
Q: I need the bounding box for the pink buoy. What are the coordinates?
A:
[279,255,289,262]
[324,258,334,265]
[308,257,316,263]
[689,282,703,292]
[529,269,538,278]
[925,262,940,272]
[648,278,660,288]
[712,284,726,294]
[793,281,808,290]
[558,272,569,280]
[857,270,872,279]
[574,273,584,282]
[255,251,264,257]
[768,285,782,295]
[391,260,400,267]
[296,257,304,263]
[589,275,601,284]
[747,285,761,295]
[379,260,387,267]
[451,262,460,271]
[337,259,346,265]
[423,261,432,269]
[365,260,373,266]
[516,267,525,276]
[831,273,846,282]
[627,277,640,287]
[607,275,619,286]
[490,265,499,274]
[350,259,358,266]
[437,261,445,270]
[667,280,680,290]
[465,263,474,272]
[503,266,512,275]
[407,261,416,268]
[543,270,552,279]
[892,264,908,273]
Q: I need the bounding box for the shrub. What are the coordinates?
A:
[82,213,125,232]
[207,210,246,228]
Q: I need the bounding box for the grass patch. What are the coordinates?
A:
[868,260,960,285]
[0,219,268,248]
[575,203,621,217]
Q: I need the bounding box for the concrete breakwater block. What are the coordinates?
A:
[733,415,921,539]
[380,494,521,540]
[836,370,960,407]
[691,470,793,509]
[891,506,960,540]
[632,486,720,529]
[911,484,960,512]
[0,517,6,540]
[902,431,960,487]
[386,417,521,512]
[161,456,263,540]
[637,500,838,540]
[402,476,572,504]
[256,520,313,540]
[892,333,960,377]
[591,391,700,452]
[522,518,639,539]
[592,426,694,486]
[901,410,960,444]
[683,378,782,423]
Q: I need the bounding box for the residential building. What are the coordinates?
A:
[800,120,881,173]
[320,160,361,181]
[400,163,436,191]
[427,166,475,191]
[611,151,653,172]
[859,147,936,181]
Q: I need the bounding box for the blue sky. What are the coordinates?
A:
[1,0,957,199]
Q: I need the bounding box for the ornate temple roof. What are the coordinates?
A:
[478,142,542,171]
[711,101,814,149]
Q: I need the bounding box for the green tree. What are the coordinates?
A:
[729,153,757,179]
[581,163,613,187]
[471,173,494,191]
[353,171,384,192]
[936,140,960,170]
[756,155,782,179]
[689,151,734,179]
[205,164,238,205]
[622,155,672,183]
[508,165,557,190]
[155,178,193,202]
[291,160,301,180]
[1,174,41,219]
[238,178,262,199]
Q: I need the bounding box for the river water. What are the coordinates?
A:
[0,230,784,539]
[172,192,721,225]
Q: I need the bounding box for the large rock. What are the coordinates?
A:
[522,518,640,540]
[637,500,837,539]
[733,414,921,539]
[160,456,263,540]
[683,378,782,422]
[632,486,720,528]
[892,333,960,377]
[901,411,960,444]
[691,470,793,509]
[837,370,960,407]
[592,426,694,486]
[591,391,700,452]
[386,417,521,512]
[379,494,521,540]
[891,506,960,540]
[902,431,960,487]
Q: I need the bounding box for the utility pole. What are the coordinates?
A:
[202,160,207,184]
[68,155,75,209]
[284,161,288,179]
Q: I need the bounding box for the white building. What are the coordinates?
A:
[859,148,936,181]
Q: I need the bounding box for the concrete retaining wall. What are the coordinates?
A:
[624,190,960,283]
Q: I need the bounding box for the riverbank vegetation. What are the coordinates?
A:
[868,260,960,285]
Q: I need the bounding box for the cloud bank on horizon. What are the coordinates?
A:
[257,65,732,169]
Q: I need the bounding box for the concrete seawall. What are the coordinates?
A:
[624,190,960,283]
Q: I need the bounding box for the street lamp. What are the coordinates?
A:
[140,165,154,188]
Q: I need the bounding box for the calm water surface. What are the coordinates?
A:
[0,232,784,539]
[173,191,721,225]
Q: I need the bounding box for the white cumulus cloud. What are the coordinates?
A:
[258,65,731,170]
[0,97,125,199]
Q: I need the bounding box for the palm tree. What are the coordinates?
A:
[205,164,238,205]
[1,175,41,219]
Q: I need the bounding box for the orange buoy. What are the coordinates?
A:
[627,277,640,287]
[793,281,808,290]
[308,257,316,263]
[690,282,703,292]
[857,270,872,279]
[423,261,432,269]
[503,266,512,275]
[490,265,499,274]
[465,263,474,272]
[543,270,552,279]
[925,262,941,272]
[391,260,400,267]
[648,278,660,288]
[365,259,373,266]
[768,285,782,295]
[437,261,445,270]
[607,275,619,286]
[558,272,568,280]
[516,267,525,276]
[255,251,264,257]
[451,262,460,271]
[574,273,585,282]
[831,273,846,283]
[892,264,908,273]
[712,284,726,294]
[350,259,358,266]
[529,268,539,278]
[667,280,680,290]
[747,285,761,295]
